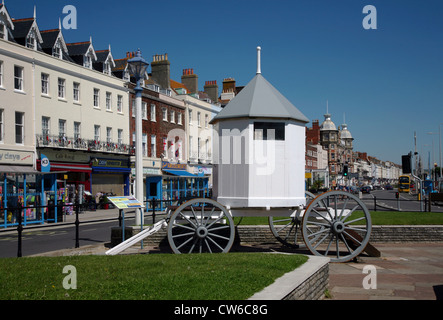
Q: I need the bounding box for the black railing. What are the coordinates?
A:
[1,197,202,258]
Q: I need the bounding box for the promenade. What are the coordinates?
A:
[3,206,443,300]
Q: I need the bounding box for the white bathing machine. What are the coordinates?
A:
[210,72,309,216]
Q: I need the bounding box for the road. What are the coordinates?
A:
[0,216,135,258]
[360,188,443,212]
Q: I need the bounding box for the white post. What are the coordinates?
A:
[135,81,143,226]
[256,46,261,74]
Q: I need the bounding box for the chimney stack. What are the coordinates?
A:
[181,68,198,94]
[204,80,219,104]
[151,53,170,90]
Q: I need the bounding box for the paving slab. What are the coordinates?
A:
[328,243,443,300]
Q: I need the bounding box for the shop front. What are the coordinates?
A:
[37,150,92,198]
[144,161,209,212]
[91,157,131,197]
[0,150,60,227]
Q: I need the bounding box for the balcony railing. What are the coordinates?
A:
[36,134,133,155]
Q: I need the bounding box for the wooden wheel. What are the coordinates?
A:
[268,191,315,248]
[301,190,372,263]
[167,198,235,254]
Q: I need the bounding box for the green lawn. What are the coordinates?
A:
[235,211,443,226]
[0,253,307,300]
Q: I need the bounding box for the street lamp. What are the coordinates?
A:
[128,49,149,226]
[428,132,437,182]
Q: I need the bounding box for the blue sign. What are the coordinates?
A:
[41,154,50,172]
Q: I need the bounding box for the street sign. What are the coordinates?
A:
[107,196,144,209]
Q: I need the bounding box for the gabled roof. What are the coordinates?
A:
[66,40,97,59]
[112,58,128,72]
[170,79,189,94]
[210,73,309,124]
[0,3,14,30]
[11,17,43,44]
[40,28,67,51]
[95,49,115,67]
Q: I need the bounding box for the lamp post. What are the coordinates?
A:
[128,49,149,226]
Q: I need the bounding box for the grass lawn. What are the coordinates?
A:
[0,253,307,300]
[235,211,443,226]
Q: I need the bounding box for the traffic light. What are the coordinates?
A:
[343,164,348,176]
[402,154,411,174]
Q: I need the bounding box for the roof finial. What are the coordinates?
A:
[256,46,261,75]
[33,5,36,19]
[59,17,61,30]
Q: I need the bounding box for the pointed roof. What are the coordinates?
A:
[11,17,43,44]
[210,73,309,124]
[0,3,14,30]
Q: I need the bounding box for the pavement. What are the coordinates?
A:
[328,243,443,300]
[7,208,443,300]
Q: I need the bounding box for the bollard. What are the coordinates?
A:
[17,205,23,258]
[152,198,156,224]
[373,196,377,211]
[75,200,80,248]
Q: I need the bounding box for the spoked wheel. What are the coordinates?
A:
[167,198,235,254]
[301,190,372,263]
[268,191,315,248]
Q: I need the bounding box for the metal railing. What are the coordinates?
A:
[36,134,133,155]
[1,197,205,258]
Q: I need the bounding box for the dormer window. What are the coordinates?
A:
[103,61,111,75]
[84,55,92,69]
[0,24,5,40]
[123,70,130,81]
[26,32,36,50]
[53,43,62,59]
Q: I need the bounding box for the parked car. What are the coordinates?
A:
[385,184,393,190]
[360,186,371,194]
[349,186,359,194]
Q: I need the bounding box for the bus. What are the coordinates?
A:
[398,175,410,193]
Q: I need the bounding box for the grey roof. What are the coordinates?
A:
[210,73,309,124]
[340,123,353,140]
[320,113,337,131]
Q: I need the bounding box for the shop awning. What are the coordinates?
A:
[92,166,131,173]
[51,163,92,172]
[163,169,197,177]
[0,165,49,174]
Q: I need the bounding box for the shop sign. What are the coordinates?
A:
[92,159,128,168]
[131,167,162,176]
[192,166,212,175]
[43,149,89,163]
[162,161,187,170]
[0,150,34,165]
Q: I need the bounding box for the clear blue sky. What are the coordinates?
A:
[5,0,443,166]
